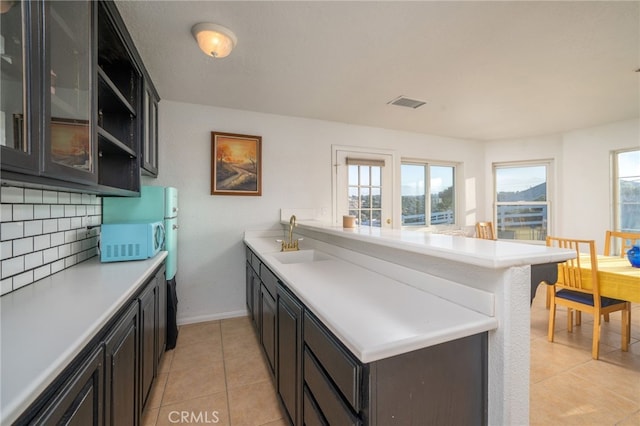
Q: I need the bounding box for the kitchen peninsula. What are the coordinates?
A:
[244,220,575,425]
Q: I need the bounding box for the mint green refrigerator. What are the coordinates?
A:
[103,185,179,348]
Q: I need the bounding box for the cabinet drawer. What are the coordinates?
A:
[249,249,261,273]
[304,349,360,426]
[303,312,362,412]
[304,385,327,426]
[260,264,278,297]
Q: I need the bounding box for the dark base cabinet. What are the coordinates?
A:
[17,263,167,426]
[105,302,139,426]
[277,285,303,426]
[30,347,105,426]
[244,245,488,426]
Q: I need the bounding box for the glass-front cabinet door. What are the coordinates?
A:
[0,0,38,174]
[42,0,97,184]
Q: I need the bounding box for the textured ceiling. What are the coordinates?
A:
[115,1,640,141]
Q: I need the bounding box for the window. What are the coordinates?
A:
[333,147,394,228]
[348,159,383,227]
[401,162,455,226]
[494,162,550,241]
[613,149,640,232]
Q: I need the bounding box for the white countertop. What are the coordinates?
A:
[0,252,167,425]
[291,220,575,268]
[245,234,499,363]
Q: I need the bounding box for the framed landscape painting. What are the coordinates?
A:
[211,131,262,196]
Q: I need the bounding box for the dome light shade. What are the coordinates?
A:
[191,23,237,58]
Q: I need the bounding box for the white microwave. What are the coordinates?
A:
[100,222,165,263]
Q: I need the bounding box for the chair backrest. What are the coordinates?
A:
[546,236,599,297]
[476,222,495,240]
[604,230,640,257]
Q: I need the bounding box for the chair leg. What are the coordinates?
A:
[604,313,610,323]
[548,302,557,342]
[626,302,632,345]
[567,308,573,333]
[546,285,551,309]
[622,304,630,351]
[576,311,581,325]
[592,312,601,360]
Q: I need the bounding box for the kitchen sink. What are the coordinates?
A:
[271,249,333,264]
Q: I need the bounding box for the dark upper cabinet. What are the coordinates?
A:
[41,1,98,186]
[0,0,40,175]
[141,80,159,177]
[0,0,159,195]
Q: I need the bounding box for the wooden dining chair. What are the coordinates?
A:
[475,221,495,240]
[604,230,640,257]
[601,230,639,322]
[546,236,630,360]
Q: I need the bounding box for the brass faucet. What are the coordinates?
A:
[281,215,300,251]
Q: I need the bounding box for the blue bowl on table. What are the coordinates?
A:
[627,245,640,268]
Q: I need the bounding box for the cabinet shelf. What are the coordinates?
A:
[98,68,135,116]
[98,127,136,157]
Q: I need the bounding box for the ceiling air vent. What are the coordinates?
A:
[387,95,426,109]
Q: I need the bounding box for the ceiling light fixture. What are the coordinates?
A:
[191,22,237,58]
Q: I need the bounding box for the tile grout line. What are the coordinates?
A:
[220,320,234,426]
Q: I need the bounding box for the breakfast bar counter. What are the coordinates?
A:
[246,219,575,425]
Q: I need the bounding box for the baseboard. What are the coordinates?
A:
[176,309,249,326]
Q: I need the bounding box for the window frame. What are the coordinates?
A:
[493,159,553,242]
[400,159,459,228]
[612,148,640,233]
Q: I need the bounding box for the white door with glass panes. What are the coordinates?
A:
[334,148,394,228]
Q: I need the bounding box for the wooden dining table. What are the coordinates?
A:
[576,255,640,303]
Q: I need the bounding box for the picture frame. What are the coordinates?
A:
[50,117,91,171]
[211,131,262,196]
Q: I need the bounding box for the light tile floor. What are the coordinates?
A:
[141,316,288,426]
[143,285,640,425]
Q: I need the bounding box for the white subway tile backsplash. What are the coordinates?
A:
[71,241,82,254]
[43,219,58,234]
[42,191,58,204]
[58,243,71,258]
[58,218,71,231]
[13,237,33,256]
[13,204,34,221]
[1,278,12,296]
[70,193,82,204]
[1,187,24,203]
[0,187,100,294]
[24,220,43,237]
[1,204,12,221]
[50,232,64,247]
[51,259,64,274]
[34,234,50,251]
[25,252,43,269]
[1,222,24,241]
[34,264,51,281]
[64,255,77,268]
[34,205,51,219]
[64,230,76,243]
[50,205,64,218]
[1,241,12,260]
[13,270,33,290]
[70,217,82,229]
[2,257,24,279]
[57,192,71,204]
[43,247,58,264]
[24,189,43,204]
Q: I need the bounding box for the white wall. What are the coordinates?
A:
[148,100,484,324]
[483,118,639,252]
